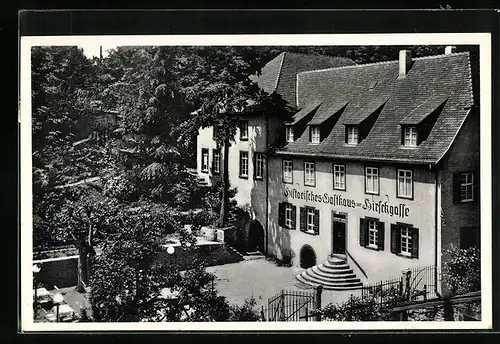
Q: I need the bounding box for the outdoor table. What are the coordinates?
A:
[34,287,52,304]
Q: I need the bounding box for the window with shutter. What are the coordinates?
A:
[359,218,367,247]
[291,205,297,230]
[299,207,306,232]
[278,203,285,227]
[377,222,385,251]
[410,228,419,258]
[313,209,320,235]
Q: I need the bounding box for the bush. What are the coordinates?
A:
[227,297,261,321]
[442,245,481,295]
[313,295,399,321]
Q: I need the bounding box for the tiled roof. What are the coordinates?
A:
[250,52,356,108]
[276,52,474,165]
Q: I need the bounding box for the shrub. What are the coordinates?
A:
[442,245,481,295]
[227,297,261,321]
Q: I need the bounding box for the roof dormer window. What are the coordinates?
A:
[310,126,320,144]
[346,126,359,145]
[403,126,418,147]
[286,126,294,143]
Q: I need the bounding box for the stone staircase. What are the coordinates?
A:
[296,255,363,291]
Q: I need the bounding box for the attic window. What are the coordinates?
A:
[286,126,294,143]
[346,126,359,145]
[403,126,418,147]
[310,126,320,144]
[368,80,378,90]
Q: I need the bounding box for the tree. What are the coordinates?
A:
[89,205,231,322]
[179,47,287,227]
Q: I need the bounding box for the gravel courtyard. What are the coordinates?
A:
[207,258,361,310]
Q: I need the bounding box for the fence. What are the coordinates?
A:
[260,287,322,322]
[361,265,441,306]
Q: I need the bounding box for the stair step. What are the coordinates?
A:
[302,271,361,284]
[327,257,347,265]
[309,266,357,280]
[301,272,361,285]
[317,264,353,275]
[296,275,362,291]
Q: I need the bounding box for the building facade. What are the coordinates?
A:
[196,49,480,287]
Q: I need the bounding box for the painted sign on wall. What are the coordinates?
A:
[283,187,410,219]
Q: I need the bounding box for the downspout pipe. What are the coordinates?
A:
[434,165,442,299]
[265,111,269,255]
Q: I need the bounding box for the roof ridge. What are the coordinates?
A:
[284,51,352,61]
[297,51,471,76]
[274,52,286,93]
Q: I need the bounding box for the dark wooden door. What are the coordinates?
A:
[332,221,346,254]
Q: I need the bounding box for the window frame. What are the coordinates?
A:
[304,161,316,187]
[460,172,474,202]
[212,148,221,174]
[367,219,379,249]
[254,152,264,180]
[403,126,418,147]
[284,203,294,229]
[333,163,346,191]
[346,126,359,145]
[397,168,414,200]
[364,166,380,195]
[201,148,209,173]
[310,126,321,144]
[286,126,294,143]
[239,121,249,141]
[400,226,412,257]
[239,151,249,179]
[282,159,293,184]
[306,207,316,234]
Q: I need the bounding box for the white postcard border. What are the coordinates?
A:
[20,33,492,331]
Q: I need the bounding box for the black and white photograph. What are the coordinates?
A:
[19,33,492,331]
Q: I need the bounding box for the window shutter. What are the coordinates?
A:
[291,205,297,230]
[299,207,306,232]
[359,218,367,247]
[453,172,461,204]
[391,224,400,254]
[377,221,385,251]
[252,153,256,180]
[411,228,419,259]
[314,209,320,235]
[344,126,348,144]
[278,203,285,227]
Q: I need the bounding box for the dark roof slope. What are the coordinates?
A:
[250,52,356,108]
[277,52,474,165]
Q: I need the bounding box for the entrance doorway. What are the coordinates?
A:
[300,245,317,269]
[248,220,265,253]
[332,212,347,254]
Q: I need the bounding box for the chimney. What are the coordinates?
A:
[445,46,455,55]
[99,46,103,60]
[399,50,413,78]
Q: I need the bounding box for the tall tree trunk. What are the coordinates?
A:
[219,132,230,228]
[75,243,87,293]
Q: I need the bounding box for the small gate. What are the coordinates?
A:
[262,287,322,321]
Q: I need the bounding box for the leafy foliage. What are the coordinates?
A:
[442,245,481,295]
